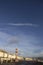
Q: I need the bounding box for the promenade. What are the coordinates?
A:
[0,61,43,65]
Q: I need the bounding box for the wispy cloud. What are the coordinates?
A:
[8,23,39,27]
[7,36,19,45]
[0,32,19,46]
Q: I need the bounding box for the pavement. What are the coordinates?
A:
[0,61,43,65]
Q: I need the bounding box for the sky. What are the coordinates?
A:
[0,0,43,57]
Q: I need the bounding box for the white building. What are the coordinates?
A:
[0,49,24,63]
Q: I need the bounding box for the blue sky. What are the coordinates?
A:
[0,0,43,57]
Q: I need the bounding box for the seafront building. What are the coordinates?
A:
[0,49,43,63]
[0,49,24,63]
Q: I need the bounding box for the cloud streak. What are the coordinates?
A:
[0,32,19,46]
[7,36,19,45]
[8,23,39,27]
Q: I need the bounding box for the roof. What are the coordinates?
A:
[0,49,8,53]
